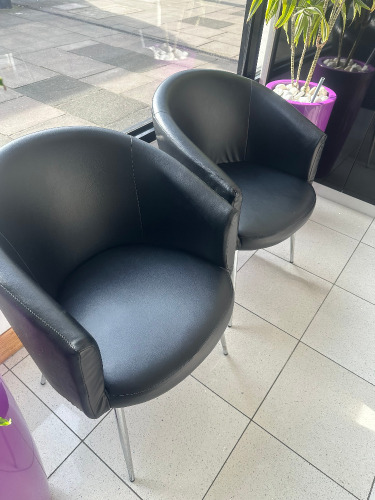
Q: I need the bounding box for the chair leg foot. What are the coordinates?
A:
[228,251,238,327]
[40,374,46,385]
[220,334,228,355]
[290,234,295,264]
[114,408,135,482]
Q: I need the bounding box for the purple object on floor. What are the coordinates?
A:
[266,79,336,131]
[0,374,50,500]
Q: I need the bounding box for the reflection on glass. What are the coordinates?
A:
[0,0,246,143]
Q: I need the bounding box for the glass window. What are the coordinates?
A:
[0,0,247,144]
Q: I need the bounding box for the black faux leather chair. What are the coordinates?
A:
[0,127,238,481]
[152,69,327,323]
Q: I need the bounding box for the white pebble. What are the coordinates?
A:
[282,92,293,100]
[273,88,283,95]
[314,97,323,103]
[286,83,293,89]
[295,91,305,98]
[299,96,310,103]
[320,96,329,101]
[289,87,299,95]
[318,87,328,96]
[275,83,286,90]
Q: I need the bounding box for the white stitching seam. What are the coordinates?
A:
[0,283,76,351]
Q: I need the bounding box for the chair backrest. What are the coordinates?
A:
[153,69,252,166]
[0,127,144,298]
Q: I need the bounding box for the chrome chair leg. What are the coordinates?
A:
[40,374,46,385]
[220,334,228,355]
[290,234,295,264]
[228,250,238,328]
[114,408,135,482]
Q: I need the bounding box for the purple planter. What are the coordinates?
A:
[312,57,375,177]
[266,79,336,131]
[0,375,50,500]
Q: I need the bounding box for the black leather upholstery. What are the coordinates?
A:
[0,127,237,418]
[152,69,327,250]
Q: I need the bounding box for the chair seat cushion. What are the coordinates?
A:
[58,245,233,407]
[219,162,316,250]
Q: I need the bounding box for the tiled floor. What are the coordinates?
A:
[2,195,375,499]
[0,0,245,144]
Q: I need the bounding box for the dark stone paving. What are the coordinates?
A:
[56,88,147,126]
[17,75,95,105]
[72,42,163,73]
[181,16,233,30]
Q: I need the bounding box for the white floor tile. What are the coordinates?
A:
[362,220,375,248]
[237,250,256,270]
[303,286,375,384]
[49,444,138,499]
[235,250,331,338]
[0,310,10,333]
[0,363,8,376]
[205,423,356,500]
[311,196,373,240]
[336,243,375,304]
[12,356,107,439]
[4,347,29,369]
[193,305,297,417]
[267,220,358,282]
[86,377,249,500]
[3,371,80,476]
[255,344,375,499]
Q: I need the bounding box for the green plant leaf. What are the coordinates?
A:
[275,0,298,28]
[247,0,266,20]
[0,417,12,426]
[283,21,290,43]
[340,1,347,32]
[320,16,330,42]
[265,0,281,22]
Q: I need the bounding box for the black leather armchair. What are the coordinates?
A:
[0,127,238,481]
[152,69,327,321]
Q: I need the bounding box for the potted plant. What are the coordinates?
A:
[0,374,50,499]
[312,7,375,176]
[247,0,372,131]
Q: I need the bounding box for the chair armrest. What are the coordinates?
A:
[0,246,110,419]
[153,110,242,211]
[246,82,327,182]
[131,137,240,272]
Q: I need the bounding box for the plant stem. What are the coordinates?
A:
[296,20,312,85]
[290,17,296,86]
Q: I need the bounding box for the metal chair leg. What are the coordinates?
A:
[228,250,238,328]
[220,334,228,355]
[114,408,135,482]
[40,374,46,385]
[290,234,295,264]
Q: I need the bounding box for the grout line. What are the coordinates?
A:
[331,239,362,286]
[4,351,29,371]
[81,442,144,500]
[201,420,252,499]
[359,240,375,251]
[46,441,82,479]
[9,368,84,442]
[253,422,361,500]
[307,217,365,242]
[191,373,252,421]
[299,341,375,389]
[234,301,301,341]
[334,283,375,307]
[367,475,375,500]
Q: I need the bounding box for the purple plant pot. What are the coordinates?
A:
[266,79,336,131]
[0,375,50,500]
[312,57,375,177]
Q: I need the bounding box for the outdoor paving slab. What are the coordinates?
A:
[61,22,116,38]
[0,134,11,147]
[0,13,30,28]
[182,16,233,30]
[122,79,163,105]
[19,48,114,79]
[0,87,22,103]
[17,75,96,105]
[199,40,240,58]
[72,42,158,73]
[0,96,64,135]
[81,67,154,93]
[0,32,65,53]
[0,58,56,88]
[56,88,146,126]
[108,106,151,132]
[11,113,98,139]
